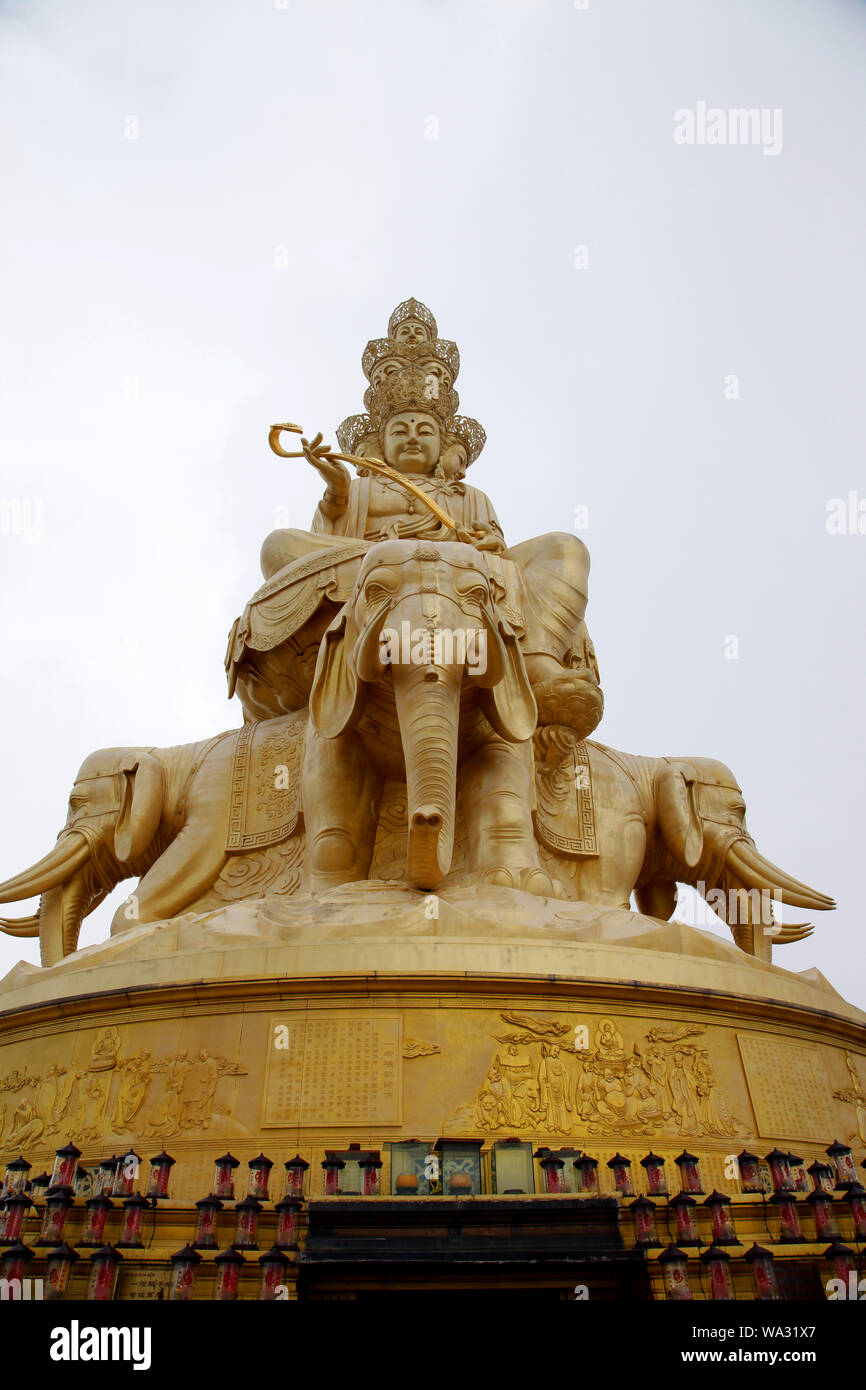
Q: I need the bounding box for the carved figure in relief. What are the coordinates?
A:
[538,1043,573,1132]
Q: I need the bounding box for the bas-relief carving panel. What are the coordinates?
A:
[0,1018,248,1156]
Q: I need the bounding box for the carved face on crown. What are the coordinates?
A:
[393,318,431,345]
[383,410,441,474]
[369,356,404,391]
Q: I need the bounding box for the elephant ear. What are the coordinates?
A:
[479,613,538,744]
[309,607,363,739]
[656,760,703,870]
[114,753,163,863]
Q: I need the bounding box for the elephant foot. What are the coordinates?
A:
[524,654,604,740]
[478,865,564,899]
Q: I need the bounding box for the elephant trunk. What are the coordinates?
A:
[393,662,461,890]
[725,838,835,913]
[38,877,92,967]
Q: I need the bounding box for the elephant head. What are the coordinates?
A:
[0,747,164,965]
[309,538,537,888]
[638,756,834,952]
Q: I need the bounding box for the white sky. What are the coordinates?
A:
[1,0,864,1006]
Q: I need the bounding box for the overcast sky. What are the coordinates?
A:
[1,0,864,1006]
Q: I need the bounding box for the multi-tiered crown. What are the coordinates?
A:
[337,298,486,464]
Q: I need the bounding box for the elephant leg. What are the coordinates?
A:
[110,743,233,934]
[460,739,555,896]
[110,827,230,934]
[303,728,381,891]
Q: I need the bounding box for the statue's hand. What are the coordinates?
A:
[466,519,506,553]
[301,434,350,503]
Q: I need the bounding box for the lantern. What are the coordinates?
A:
[86,1244,122,1301]
[193,1196,223,1249]
[701,1245,735,1301]
[764,1149,793,1193]
[1,1157,31,1200]
[80,1196,113,1247]
[73,1166,93,1199]
[321,1156,345,1196]
[808,1160,836,1193]
[538,1152,566,1194]
[45,1243,78,1301]
[736,1149,763,1194]
[659,1245,692,1300]
[670,1193,699,1246]
[573,1154,599,1193]
[826,1140,858,1190]
[146,1151,175,1200]
[95,1158,118,1198]
[825,1241,858,1288]
[807,1189,841,1242]
[630,1196,660,1247]
[359,1156,383,1196]
[770,1190,803,1242]
[214,1246,244,1301]
[247,1154,273,1201]
[112,1149,141,1198]
[212,1153,239,1200]
[283,1155,309,1199]
[607,1153,634,1197]
[1,1194,31,1244]
[235,1197,262,1249]
[674,1151,703,1194]
[259,1245,290,1300]
[275,1197,302,1249]
[745,1242,780,1301]
[787,1153,808,1193]
[29,1172,50,1204]
[639,1152,668,1196]
[118,1194,151,1248]
[704,1191,739,1245]
[1,1242,34,1292]
[38,1188,74,1246]
[844,1183,866,1241]
[50,1144,81,1193]
[169,1243,202,1301]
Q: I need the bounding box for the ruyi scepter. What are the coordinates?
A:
[267,422,484,539]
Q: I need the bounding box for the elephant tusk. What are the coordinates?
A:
[0,832,91,903]
[0,912,40,937]
[725,841,835,911]
[771,921,815,945]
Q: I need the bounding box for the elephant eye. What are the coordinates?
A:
[363,569,398,604]
[365,583,391,604]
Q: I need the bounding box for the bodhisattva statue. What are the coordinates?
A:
[0,299,835,963]
[225,298,603,738]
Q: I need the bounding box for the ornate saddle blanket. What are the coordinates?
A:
[225,713,306,852]
[532,726,598,858]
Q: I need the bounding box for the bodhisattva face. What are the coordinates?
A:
[383,410,441,475]
[393,319,430,345]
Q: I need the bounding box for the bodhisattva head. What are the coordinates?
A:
[392,317,431,346]
[382,410,441,475]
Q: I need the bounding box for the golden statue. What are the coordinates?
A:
[0,298,834,961]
